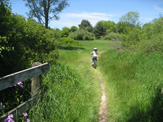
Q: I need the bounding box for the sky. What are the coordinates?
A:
[10,0,163,29]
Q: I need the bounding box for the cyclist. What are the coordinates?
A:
[90,48,99,65]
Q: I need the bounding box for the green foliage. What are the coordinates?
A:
[68,29,95,40]
[61,27,70,37]
[78,19,93,32]
[136,32,163,54]
[102,20,117,33]
[120,11,139,26]
[94,21,106,39]
[52,28,61,39]
[60,37,80,46]
[122,16,163,54]
[70,26,78,32]
[0,36,12,57]
[99,50,163,122]
[122,25,141,47]
[117,21,131,34]
[0,2,59,117]
[0,7,30,76]
[101,32,123,41]
[0,5,59,76]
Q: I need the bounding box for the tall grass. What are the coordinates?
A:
[98,50,163,122]
[29,63,100,122]
[28,40,111,121]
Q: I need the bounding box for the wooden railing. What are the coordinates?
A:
[0,62,49,121]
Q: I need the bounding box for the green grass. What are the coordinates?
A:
[28,40,110,122]
[27,40,163,122]
[98,49,163,122]
[29,64,98,122]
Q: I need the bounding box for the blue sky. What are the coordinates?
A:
[10,0,163,29]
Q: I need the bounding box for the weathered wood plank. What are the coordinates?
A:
[0,63,49,91]
[31,62,42,97]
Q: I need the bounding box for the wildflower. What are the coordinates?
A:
[8,114,13,118]
[23,112,30,122]
[27,118,30,122]
[4,114,14,122]
[17,82,23,88]
[23,112,28,117]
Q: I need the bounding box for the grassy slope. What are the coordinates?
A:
[57,40,110,121]
[98,48,163,122]
[29,40,163,122]
[28,40,110,122]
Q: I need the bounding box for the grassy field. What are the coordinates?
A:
[98,49,163,122]
[28,40,110,122]
[28,40,163,122]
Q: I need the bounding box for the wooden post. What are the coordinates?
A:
[31,62,42,97]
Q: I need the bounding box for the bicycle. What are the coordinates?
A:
[92,58,97,69]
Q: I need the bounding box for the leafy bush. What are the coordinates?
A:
[136,32,163,54]
[121,16,163,54]
[68,29,95,40]
[0,2,59,117]
[0,13,59,76]
[101,32,123,41]
[61,27,70,37]
[60,37,80,46]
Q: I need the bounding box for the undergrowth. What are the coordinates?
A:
[28,63,99,122]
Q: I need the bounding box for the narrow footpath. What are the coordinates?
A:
[98,77,109,122]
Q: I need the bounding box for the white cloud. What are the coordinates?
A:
[49,12,113,29]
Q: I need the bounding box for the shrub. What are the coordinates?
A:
[61,27,70,37]
[101,32,123,41]
[60,37,80,46]
[0,3,59,117]
[136,32,163,54]
[0,13,59,76]
[68,29,95,40]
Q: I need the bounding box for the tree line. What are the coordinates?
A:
[61,12,163,55]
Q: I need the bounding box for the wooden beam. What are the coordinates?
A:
[0,95,38,121]
[0,63,49,91]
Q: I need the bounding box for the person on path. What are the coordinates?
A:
[90,48,99,65]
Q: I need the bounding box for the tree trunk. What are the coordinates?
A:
[45,16,48,28]
[43,0,49,28]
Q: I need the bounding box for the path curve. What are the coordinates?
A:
[98,77,109,122]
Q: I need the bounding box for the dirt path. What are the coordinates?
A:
[98,77,109,122]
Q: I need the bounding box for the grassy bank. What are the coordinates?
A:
[29,64,99,121]
[98,49,163,122]
[28,40,109,121]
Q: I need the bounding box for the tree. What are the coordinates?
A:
[120,11,139,27]
[117,21,131,34]
[61,27,70,37]
[70,26,78,32]
[78,19,93,32]
[24,0,69,28]
[102,20,117,33]
[94,21,106,39]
